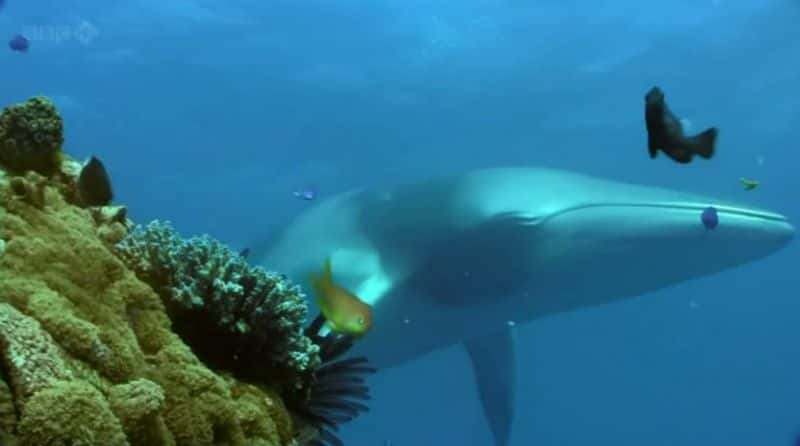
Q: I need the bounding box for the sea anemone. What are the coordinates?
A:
[292,314,377,446]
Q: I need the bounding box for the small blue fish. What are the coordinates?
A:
[293,186,316,201]
[8,34,29,52]
[239,248,250,259]
[701,206,718,230]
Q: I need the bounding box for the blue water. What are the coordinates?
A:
[2,0,798,444]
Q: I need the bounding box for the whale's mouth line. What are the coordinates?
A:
[541,202,790,224]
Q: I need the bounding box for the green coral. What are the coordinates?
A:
[108,379,172,445]
[0,372,15,443]
[17,380,129,446]
[0,165,298,445]
[0,97,64,175]
[115,221,321,390]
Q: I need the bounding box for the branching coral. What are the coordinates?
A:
[113,221,182,293]
[114,221,321,390]
[115,222,380,445]
[0,96,64,175]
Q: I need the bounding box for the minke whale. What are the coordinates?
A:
[251,167,794,446]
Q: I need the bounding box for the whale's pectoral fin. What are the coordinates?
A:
[490,211,542,226]
[463,325,517,446]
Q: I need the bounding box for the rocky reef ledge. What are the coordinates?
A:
[0,97,373,446]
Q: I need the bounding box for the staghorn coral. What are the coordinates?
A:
[0,150,298,445]
[114,221,321,391]
[0,97,64,175]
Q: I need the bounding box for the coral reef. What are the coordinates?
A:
[0,164,300,445]
[114,221,321,391]
[0,96,375,446]
[0,96,64,175]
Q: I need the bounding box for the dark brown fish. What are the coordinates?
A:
[644,86,718,164]
[78,156,113,206]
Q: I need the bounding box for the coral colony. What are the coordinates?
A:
[0,96,373,446]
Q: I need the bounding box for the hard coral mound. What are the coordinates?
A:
[0,102,299,445]
[114,221,321,391]
[0,96,63,175]
[0,96,375,446]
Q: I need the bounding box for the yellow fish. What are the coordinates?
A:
[739,177,759,191]
[309,258,372,337]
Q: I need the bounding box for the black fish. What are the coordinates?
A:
[78,156,113,206]
[239,248,250,259]
[644,86,718,164]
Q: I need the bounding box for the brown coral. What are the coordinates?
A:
[0,303,75,407]
[0,374,15,439]
[0,153,296,445]
[17,380,129,446]
[0,96,64,175]
[109,378,173,445]
[8,173,47,209]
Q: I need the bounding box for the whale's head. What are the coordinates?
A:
[446,167,794,317]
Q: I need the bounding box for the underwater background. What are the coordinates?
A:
[2,0,798,444]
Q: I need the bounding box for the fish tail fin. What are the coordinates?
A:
[687,127,717,159]
[647,135,658,158]
[309,257,334,296]
[322,257,333,281]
